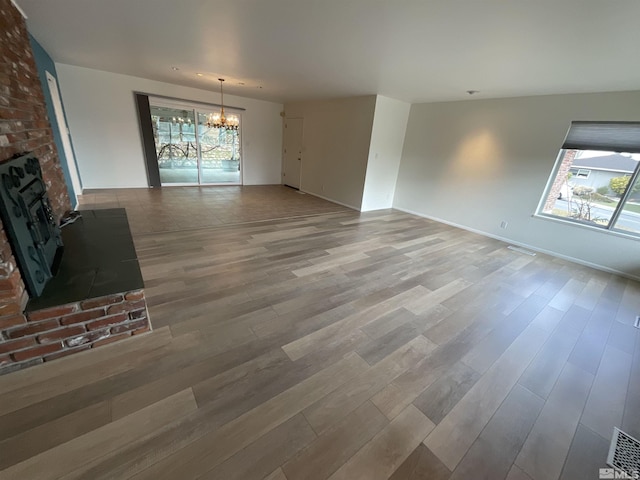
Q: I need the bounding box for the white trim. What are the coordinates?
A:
[393,206,640,282]
[533,212,640,241]
[10,0,27,19]
[45,71,82,206]
[575,168,591,178]
[300,189,360,211]
[572,166,634,174]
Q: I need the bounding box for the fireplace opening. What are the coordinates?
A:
[0,152,63,297]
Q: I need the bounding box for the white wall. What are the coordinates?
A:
[55,64,283,189]
[361,96,410,211]
[284,96,376,210]
[394,91,640,279]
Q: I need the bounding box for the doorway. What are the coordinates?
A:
[148,98,242,186]
[283,118,303,189]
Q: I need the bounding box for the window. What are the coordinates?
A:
[538,122,640,236]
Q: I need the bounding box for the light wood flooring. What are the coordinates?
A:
[78,185,351,235]
[2,186,640,479]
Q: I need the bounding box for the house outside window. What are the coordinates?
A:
[538,122,640,236]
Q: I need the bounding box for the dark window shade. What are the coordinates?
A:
[134,93,161,187]
[562,121,640,153]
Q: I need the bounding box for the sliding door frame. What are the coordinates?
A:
[135,92,245,187]
[134,93,161,187]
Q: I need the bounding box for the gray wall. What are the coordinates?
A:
[285,96,376,209]
[394,91,640,278]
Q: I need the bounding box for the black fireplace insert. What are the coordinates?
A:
[0,153,63,297]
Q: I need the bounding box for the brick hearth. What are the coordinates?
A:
[0,290,150,370]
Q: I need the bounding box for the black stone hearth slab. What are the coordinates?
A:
[26,209,144,311]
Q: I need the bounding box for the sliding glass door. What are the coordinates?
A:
[197,111,241,184]
[151,106,198,185]
[149,99,241,186]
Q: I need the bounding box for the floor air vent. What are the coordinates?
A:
[507,245,536,256]
[607,428,640,478]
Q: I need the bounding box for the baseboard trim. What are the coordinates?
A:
[393,206,640,282]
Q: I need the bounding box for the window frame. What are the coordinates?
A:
[608,160,640,230]
[536,121,640,237]
[536,148,640,237]
[575,168,591,179]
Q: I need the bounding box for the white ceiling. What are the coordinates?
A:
[17,0,640,104]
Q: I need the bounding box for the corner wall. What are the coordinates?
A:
[284,96,377,210]
[394,91,640,278]
[54,64,284,189]
[361,96,410,211]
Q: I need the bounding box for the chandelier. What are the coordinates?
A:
[207,78,239,131]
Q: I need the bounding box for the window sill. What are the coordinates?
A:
[532,213,640,241]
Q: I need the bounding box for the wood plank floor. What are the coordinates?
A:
[2,186,640,479]
[77,185,351,235]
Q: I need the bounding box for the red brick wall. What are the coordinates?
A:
[542,150,577,213]
[0,289,151,374]
[0,0,72,335]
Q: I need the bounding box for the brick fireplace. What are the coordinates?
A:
[0,0,151,374]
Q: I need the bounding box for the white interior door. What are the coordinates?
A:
[282,118,303,189]
[45,71,82,205]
